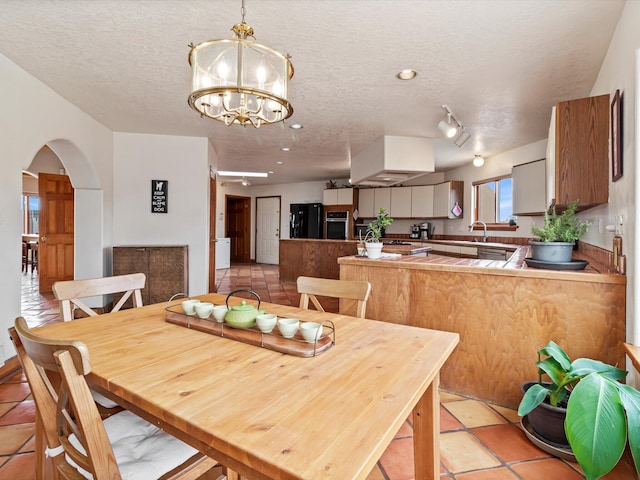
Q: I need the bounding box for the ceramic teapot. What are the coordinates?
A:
[224,289,265,328]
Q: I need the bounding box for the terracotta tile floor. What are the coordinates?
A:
[2,265,636,479]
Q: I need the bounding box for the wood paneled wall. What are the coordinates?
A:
[280,240,358,282]
[340,262,626,408]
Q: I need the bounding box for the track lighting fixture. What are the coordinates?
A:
[439,105,470,147]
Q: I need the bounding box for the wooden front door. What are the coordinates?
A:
[38,173,74,292]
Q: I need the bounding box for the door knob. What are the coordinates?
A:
[40,236,46,242]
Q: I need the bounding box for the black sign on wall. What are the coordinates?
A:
[151,180,168,213]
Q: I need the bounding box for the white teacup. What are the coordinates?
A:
[195,302,214,319]
[212,305,229,323]
[301,322,323,343]
[182,299,201,316]
[256,314,277,333]
[277,318,299,339]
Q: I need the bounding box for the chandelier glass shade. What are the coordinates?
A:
[188,4,293,128]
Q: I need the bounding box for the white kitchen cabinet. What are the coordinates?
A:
[512,159,546,215]
[323,188,355,206]
[411,185,434,218]
[357,189,375,217]
[433,181,464,219]
[390,187,412,218]
[373,188,391,215]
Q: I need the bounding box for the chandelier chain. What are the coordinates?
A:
[241,0,246,23]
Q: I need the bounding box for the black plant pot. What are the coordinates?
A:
[521,381,569,446]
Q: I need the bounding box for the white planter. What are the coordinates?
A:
[365,242,383,259]
[530,241,575,263]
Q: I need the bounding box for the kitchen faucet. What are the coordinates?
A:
[469,221,488,242]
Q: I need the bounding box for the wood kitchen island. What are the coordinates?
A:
[279,238,429,282]
[339,250,626,408]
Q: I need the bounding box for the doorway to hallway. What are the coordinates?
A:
[225,195,251,263]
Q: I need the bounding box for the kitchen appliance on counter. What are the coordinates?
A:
[325,211,349,240]
[290,203,323,239]
[354,223,370,239]
[410,224,420,239]
[420,222,433,240]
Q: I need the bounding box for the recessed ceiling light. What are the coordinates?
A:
[396,69,417,80]
[281,147,291,152]
[290,124,303,129]
[276,161,284,165]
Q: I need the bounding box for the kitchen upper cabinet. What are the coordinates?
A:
[411,185,434,218]
[390,187,412,218]
[373,188,391,214]
[323,188,354,206]
[433,181,464,219]
[548,94,609,211]
[357,189,375,217]
[512,159,546,215]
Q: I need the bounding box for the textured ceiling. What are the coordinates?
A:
[0,0,625,185]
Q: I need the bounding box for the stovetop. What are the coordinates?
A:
[383,240,413,245]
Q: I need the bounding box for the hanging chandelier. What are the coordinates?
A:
[187,0,294,128]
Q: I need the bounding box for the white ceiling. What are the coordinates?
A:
[0,0,625,185]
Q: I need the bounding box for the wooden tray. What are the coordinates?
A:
[165,306,335,357]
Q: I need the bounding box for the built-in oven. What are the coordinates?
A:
[325,211,349,240]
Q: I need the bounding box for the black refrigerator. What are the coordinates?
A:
[290,203,323,238]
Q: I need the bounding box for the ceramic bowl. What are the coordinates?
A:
[256,313,277,333]
[300,322,323,343]
[212,305,228,323]
[277,318,299,339]
[181,299,201,316]
[194,302,214,319]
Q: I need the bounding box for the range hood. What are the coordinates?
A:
[350,136,435,186]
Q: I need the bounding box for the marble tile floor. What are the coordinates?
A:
[2,265,636,479]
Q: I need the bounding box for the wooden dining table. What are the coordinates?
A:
[34,293,459,479]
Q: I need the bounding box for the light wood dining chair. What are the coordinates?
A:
[297,276,372,319]
[10,316,221,480]
[53,273,146,321]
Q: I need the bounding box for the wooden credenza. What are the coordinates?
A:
[113,245,188,305]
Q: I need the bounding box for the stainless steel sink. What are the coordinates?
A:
[476,247,509,261]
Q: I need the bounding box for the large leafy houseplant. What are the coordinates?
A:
[531,199,590,242]
[518,341,640,479]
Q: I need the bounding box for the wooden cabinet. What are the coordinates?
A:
[323,188,355,206]
[433,181,464,218]
[549,94,609,210]
[390,187,412,218]
[113,245,188,305]
[512,159,546,215]
[411,185,434,218]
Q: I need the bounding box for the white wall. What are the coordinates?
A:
[0,53,113,363]
[589,1,640,363]
[113,133,211,296]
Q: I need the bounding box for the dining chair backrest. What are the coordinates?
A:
[297,276,372,319]
[10,316,114,478]
[53,273,146,321]
[10,317,221,480]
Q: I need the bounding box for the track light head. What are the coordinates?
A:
[438,118,459,138]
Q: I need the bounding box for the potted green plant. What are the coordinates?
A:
[518,341,640,480]
[326,180,337,189]
[363,208,393,259]
[530,199,591,263]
